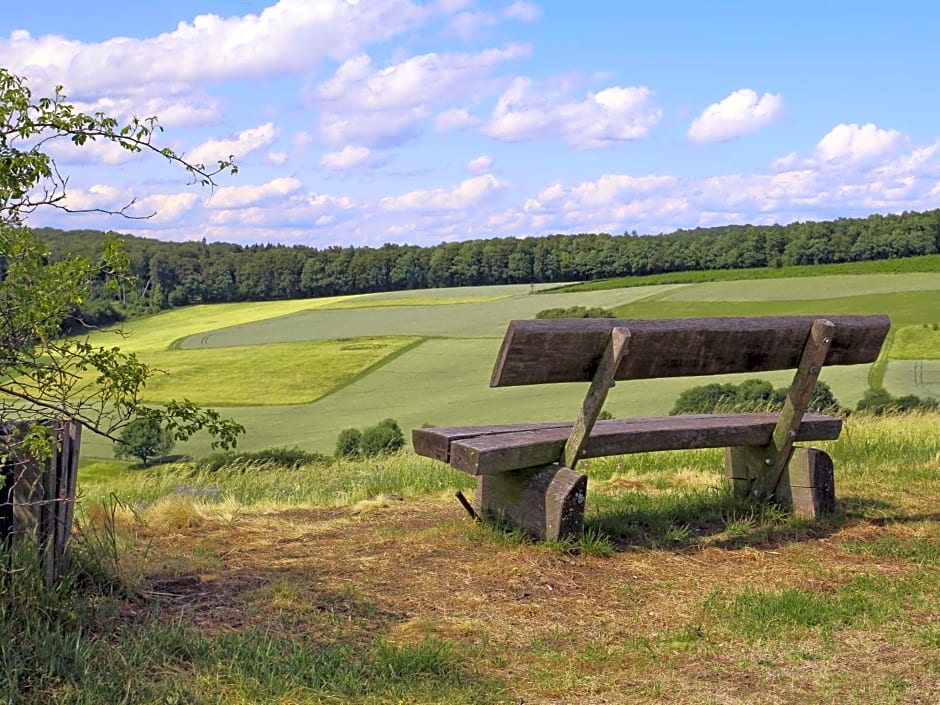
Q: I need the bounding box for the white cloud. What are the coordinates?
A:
[74,92,222,129]
[207,177,303,209]
[815,123,903,163]
[504,1,543,22]
[435,108,481,131]
[44,135,143,166]
[688,89,784,144]
[185,123,279,165]
[466,155,493,173]
[0,0,439,96]
[313,45,528,146]
[320,145,372,170]
[135,193,201,223]
[484,78,661,148]
[266,150,289,166]
[379,174,506,211]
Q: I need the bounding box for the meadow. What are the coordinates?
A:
[4,263,940,704]
[8,412,937,704]
[75,266,940,460]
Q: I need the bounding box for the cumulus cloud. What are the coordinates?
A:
[435,108,481,132]
[313,45,528,146]
[466,155,493,173]
[0,0,438,96]
[266,150,289,166]
[185,123,279,165]
[320,145,372,170]
[815,123,903,163]
[504,1,543,22]
[484,78,661,148]
[688,89,783,144]
[379,174,506,211]
[207,177,303,209]
[44,136,144,166]
[74,92,222,129]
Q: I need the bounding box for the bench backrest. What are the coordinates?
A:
[490,315,890,387]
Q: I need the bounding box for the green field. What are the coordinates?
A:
[76,272,940,461]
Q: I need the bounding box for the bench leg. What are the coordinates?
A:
[475,464,587,541]
[724,446,835,519]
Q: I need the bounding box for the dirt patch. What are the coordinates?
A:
[133,496,939,704]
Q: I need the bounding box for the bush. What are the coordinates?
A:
[335,428,362,458]
[359,419,405,456]
[670,379,841,415]
[855,388,939,415]
[193,447,329,473]
[535,306,614,319]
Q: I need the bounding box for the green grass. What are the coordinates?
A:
[137,336,420,406]
[649,273,940,302]
[890,324,940,359]
[78,452,475,508]
[882,360,940,400]
[177,284,679,349]
[610,288,940,327]
[11,412,940,705]
[551,254,940,292]
[704,572,929,641]
[87,295,360,353]
[67,272,940,461]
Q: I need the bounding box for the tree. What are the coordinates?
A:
[0,67,243,460]
[114,417,174,466]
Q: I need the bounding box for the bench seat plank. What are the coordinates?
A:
[414,413,842,475]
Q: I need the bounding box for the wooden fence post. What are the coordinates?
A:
[1,419,82,585]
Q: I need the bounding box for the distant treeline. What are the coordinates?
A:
[34,208,940,327]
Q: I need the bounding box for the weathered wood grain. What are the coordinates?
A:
[490,315,890,387]
[563,327,630,469]
[424,413,843,475]
[755,319,835,499]
[413,422,572,463]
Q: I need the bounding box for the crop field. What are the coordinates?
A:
[648,272,940,302]
[77,272,939,461]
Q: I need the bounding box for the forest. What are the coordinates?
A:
[34,207,940,328]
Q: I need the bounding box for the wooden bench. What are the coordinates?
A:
[413,315,890,541]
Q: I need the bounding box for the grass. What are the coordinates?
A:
[890,323,940,359]
[609,288,940,328]
[649,272,940,302]
[7,411,935,704]
[175,283,677,349]
[883,360,940,399]
[64,273,938,462]
[551,254,940,292]
[141,336,421,406]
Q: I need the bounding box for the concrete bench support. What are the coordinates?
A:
[725,445,835,517]
[476,464,587,541]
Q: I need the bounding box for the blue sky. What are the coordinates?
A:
[4,1,939,248]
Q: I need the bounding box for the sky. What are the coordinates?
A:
[3,0,940,249]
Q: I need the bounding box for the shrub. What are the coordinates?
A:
[359,419,405,456]
[670,383,739,415]
[193,447,330,473]
[242,447,329,467]
[535,306,614,319]
[335,428,363,458]
[670,379,841,415]
[855,388,939,415]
